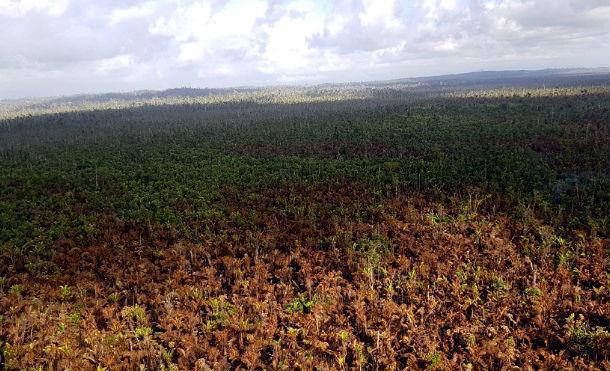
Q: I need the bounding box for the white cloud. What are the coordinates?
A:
[423,0,451,19]
[0,0,69,17]
[97,54,133,73]
[149,0,268,63]
[259,1,325,73]
[110,4,155,26]
[359,0,401,28]
[433,39,458,52]
[0,0,609,98]
[149,1,214,43]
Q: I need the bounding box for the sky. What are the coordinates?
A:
[1,0,609,99]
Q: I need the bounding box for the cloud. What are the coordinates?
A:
[110,4,156,26]
[97,54,134,73]
[149,0,268,63]
[0,0,69,17]
[259,1,327,73]
[0,0,608,98]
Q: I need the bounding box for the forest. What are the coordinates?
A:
[1,70,609,369]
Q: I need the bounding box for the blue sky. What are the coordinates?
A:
[1,0,609,98]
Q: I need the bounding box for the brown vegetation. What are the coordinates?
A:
[1,182,608,369]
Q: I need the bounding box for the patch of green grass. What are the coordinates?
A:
[566,314,610,357]
[492,276,510,295]
[68,313,81,326]
[426,351,443,368]
[107,292,119,303]
[135,326,153,339]
[121,305,146,323]
[525,286,543,297]
[285,295,316,314]
[8,284,25,296]
[59,285,71,300]
[204,297,236,329]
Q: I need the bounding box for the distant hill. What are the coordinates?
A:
[382,68,610,87]
[1,68,608,112]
